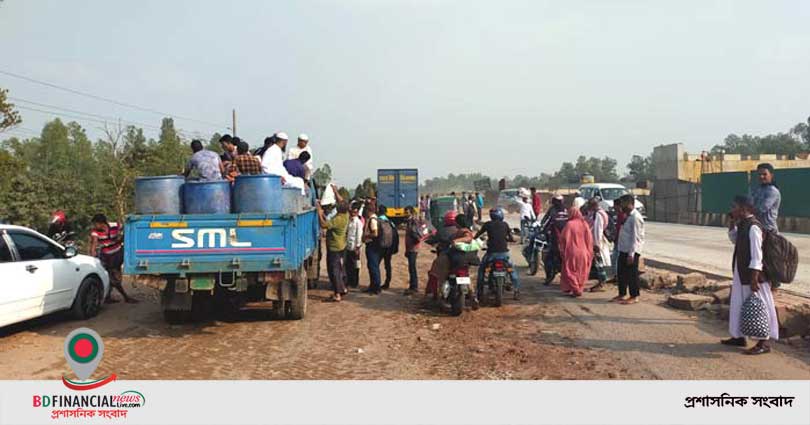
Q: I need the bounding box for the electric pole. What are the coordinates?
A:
[232,109,237,136]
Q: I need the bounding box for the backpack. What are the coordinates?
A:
[763,230,798,284]
[375,218,394,250]
[605,212,618,243]
[408,218,432,242]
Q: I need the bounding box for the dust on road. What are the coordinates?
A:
[1,231,808,380]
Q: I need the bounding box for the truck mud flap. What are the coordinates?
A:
[162,279,192,311]
[265,280,291,301]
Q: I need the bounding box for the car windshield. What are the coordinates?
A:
[580,187,597,199]
[600,188,629,201]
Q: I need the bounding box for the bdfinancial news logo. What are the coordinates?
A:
[31,328,146,421]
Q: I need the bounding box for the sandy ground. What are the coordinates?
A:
[1,231,809,380]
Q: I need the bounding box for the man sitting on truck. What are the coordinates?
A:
[233,140,262,175]
[184,139,224,181]
[261,132,306,193]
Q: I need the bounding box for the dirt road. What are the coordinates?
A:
[1,233,808,380]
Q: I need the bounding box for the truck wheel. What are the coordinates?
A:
[163,309,191,324]
[286,267,308,320]
[71,276,103,320]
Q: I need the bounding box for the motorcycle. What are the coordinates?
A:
[479,254,513,307]
[51,230,77,249]
[436,247,480,316]
[521,221,547,276]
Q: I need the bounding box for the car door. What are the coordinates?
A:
[7,231,72,314]
[0,232,34,327]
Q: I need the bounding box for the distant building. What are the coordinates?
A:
[652,143,810,183]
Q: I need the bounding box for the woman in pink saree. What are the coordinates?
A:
[558,207,594,297]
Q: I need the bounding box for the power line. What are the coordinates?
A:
[11,97,162,131]
[0,68,230,130]
[16,105,212,141]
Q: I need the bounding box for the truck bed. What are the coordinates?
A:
[124,211,319,275]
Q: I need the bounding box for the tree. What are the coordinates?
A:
[148,117,187,175]
[354,178,376,198]
[626,154,655,181]
[312,163,332,187]
[337,186,350,201]
[206,132,223,153]
[0,88,22,132]
[711,115,810,155]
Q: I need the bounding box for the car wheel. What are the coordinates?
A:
[71,276,103,320]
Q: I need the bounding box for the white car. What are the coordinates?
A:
[578,183,645,216]
[497,189,522,213]
[0,225,110,328]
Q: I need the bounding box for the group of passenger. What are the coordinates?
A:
[315,193,410,302]
[184,132,314,194]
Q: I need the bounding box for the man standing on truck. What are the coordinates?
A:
[287,134,314,181]
[184,139,223,181]
[317,199,349,302]
[233,140,262,175]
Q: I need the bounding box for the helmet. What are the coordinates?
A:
[489,208,504,221]
[50,210,66,225]
[443,210,458,226]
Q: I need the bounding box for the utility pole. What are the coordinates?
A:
[232,109,237,136]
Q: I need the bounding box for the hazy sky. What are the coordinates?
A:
[1,1,809,186]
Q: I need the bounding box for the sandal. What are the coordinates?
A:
[609,296,625,303]
[744,344,771,355]
[589,284,606,293]
[620,297,639,305]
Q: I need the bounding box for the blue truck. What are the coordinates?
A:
[124,190,320,323]
[377,168,419,223]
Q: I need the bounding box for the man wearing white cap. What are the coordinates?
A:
[287,134,314,181]
[261,132,306,193]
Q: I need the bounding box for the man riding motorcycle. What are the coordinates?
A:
[539,195,569,285]
[475,208,521,300]
[426,210,473,298]
[47,210,74,245]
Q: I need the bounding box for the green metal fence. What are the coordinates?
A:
[701,171,750,214]
[701,168,810,217]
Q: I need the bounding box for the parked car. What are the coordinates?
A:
[578,183,645,216]
[497,189,522,213]
[0,224,110,328]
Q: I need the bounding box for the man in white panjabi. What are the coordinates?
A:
[261,132,306,194]
[722,195,778,355]
[287,134,314,181]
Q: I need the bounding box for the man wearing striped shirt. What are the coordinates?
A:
[89,214,138,304]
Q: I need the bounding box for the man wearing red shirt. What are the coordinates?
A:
[531,187,542,217]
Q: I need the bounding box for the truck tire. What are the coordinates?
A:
[71,276,103,320]
[163,309,191,324]
[286,267,308,320]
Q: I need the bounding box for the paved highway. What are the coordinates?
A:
[645,222,810,297]
[504,213,810,297]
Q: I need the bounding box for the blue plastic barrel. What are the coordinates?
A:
[282,187,303,212]
[134,176,184,215]
[232,175,283,213]
[183,180,232,214]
